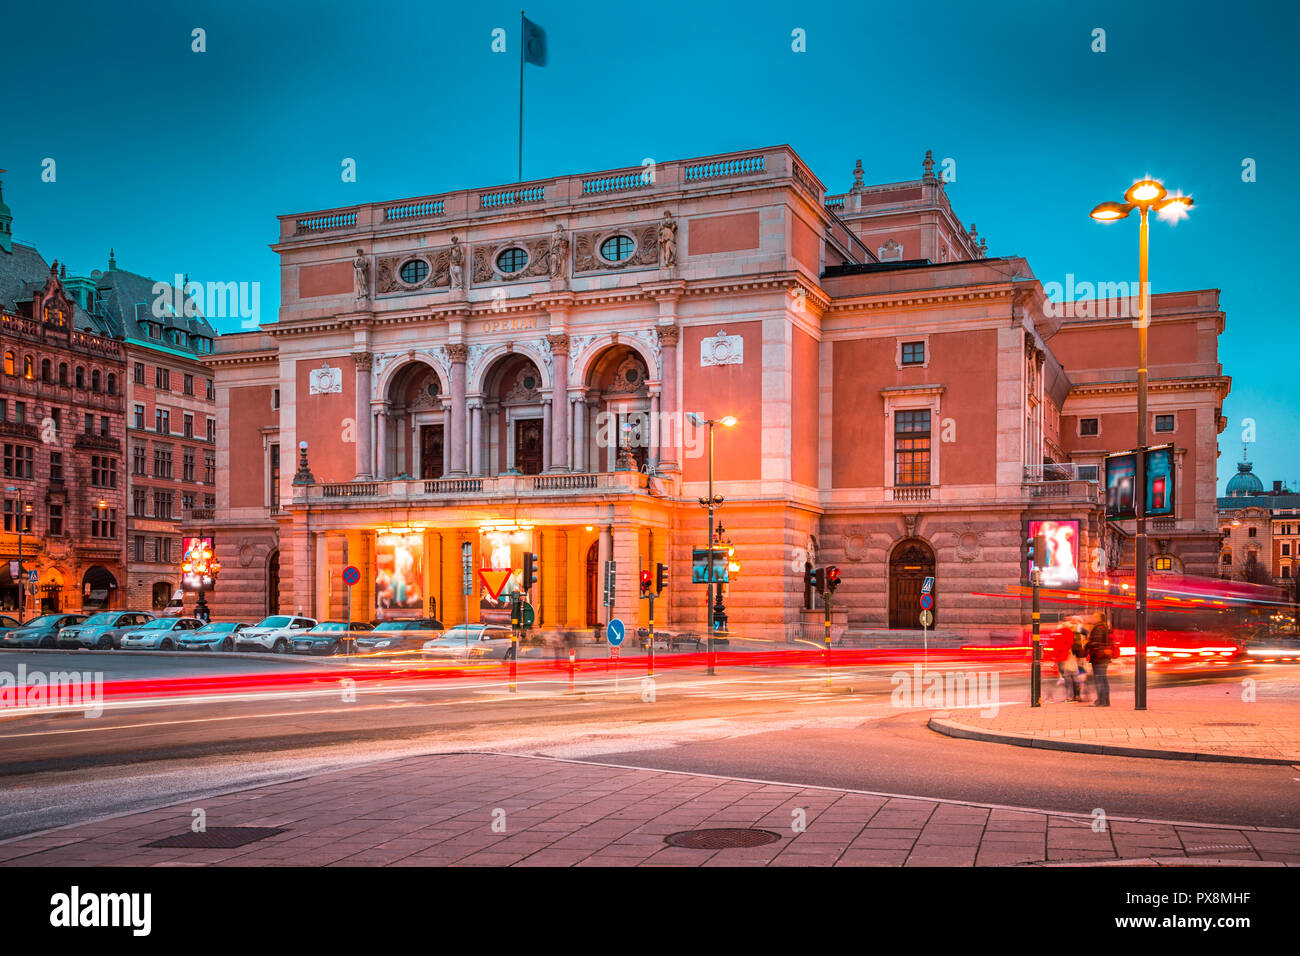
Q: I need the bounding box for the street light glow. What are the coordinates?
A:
[1090,201,1133,221]
[1125,179,1167,204]
[719,416,738,427]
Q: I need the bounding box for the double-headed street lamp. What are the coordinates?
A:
[687,412,736,676]
[6,486,33,623]
[1090,178,1193,712]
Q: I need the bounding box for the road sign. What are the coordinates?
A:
[919,609,933,627]
[27,570,37,584]
[920,592,933,610]
[461,542,473,596]
[478,568,512,600]
[611,645,620,660]
[342,565,360,586]
[27,582,38,596]
[922,576,934,593]
[606,618,625,646]
[520,601,535,629]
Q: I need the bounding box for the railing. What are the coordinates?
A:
[1024,463,1093,482]
[1024,480,1101,502]
[532,473,598,491]
[1151,517,1177,531]
[301,471,646,503]
[581,171,653,195]
[479,185,545,209]
[683,154,766,181]
[295,211,358,233]
[384,199,444,222]
[183,508,215,522]
[824,196,846,210]
[268,502,282,515]
[0,420,39,440]
[321,481,381,498]
[73,432,122,451]
[892,485,932,502]
[424,478,483,495]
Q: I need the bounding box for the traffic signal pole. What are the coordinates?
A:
[1030,567,1042,708]
[824,588,832,687]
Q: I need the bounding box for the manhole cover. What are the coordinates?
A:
[144,827,287,849]
[664,828,782,849]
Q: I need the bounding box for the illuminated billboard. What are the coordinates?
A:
[1028,520,1079,588]
[691,548,730,584]
[180,536,217,592]
[1145,444,1175,518]
[375,532,424,613]
[1104,453,1137,520]
[1105,446,1175,520]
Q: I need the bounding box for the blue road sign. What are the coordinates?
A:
[920,592,933,610]
[922,576,934,593]
[606,618,626,646]
[342,565,360,586]
[28,570,38,584]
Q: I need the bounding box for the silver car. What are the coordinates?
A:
[58,611,156,650]
[176,621,252,652]
[235,615,317,654]
[120,617,206,650]
[422,624,514,661]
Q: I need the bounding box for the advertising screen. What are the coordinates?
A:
[1105,453,1137,520]
[375,532,424,613]
[180,536,216,592]
[1028,520,1080,588]
[1145,444,1175,517]
[691,548,730,584]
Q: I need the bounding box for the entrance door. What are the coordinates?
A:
[585,541,599,628]
[889,539,935,629]
[515,418,543,475]
[420,424,444,480]
[267,551,280,616]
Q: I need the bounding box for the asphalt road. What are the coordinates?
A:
[1,649,1297,840]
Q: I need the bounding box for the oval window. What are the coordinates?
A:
[600,235,634,262]
[522,374,537,390]
[399,259,430,284]
[496,248,528,274]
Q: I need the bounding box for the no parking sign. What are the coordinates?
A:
[342,565,360,586]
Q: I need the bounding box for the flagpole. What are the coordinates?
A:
[518,10,525,182]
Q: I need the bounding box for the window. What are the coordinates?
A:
[91,369,101,392]
[132,536,145,562]
[204,453,216,484]
[2,444,34,479]
[47,502,63,537]
[134,405,145,429]
[91,508,117,539]
[155,367,170,390]
[160,538,172,563]
[1284,566,1292,579]
[107,373,117,395]
[183,449,195,482]
[183,374,193,396]
[269,443,280,504]
[132,445,146,475]
[183,414,193,439]
[901,341,926,365]
[1284,544,1291,556]
[99,415,110,437]
[3,352,12,376]
[1154,556,1173,571]
[153,491,173,520]
[40,359,51,382]
[3,500,33,533]
[75,367,84,389]
[50,451,64,481]
[1080,418,1099,436]
[1077,465,1099,481]
[206,418,216,442]
[204,493,216,510]
[399,259,430,284]
[600,235,633,262]
[1155,414,1175,432]
[83,413,92,433]
[134,362,145,384]
[156,408,170,434]
[22,355,33,380]
[0,399,5,421]
[1248,527,1257,538]
[133,488,147,517]
[206,379,214,400]
[153,446,173,478]
[59,363,68,385]
[15,402,25,424]
[496,247,528,273]
[1222,551,1232,565]
[893,410,932,486]
[90,456,118,488]
[272,388,280,410]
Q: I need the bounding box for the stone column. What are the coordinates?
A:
[571,392,586,472]
[372,401,388,479]
[547,334,570,471]
[648,387,661,469]
[505,410,516,471]
[656,325,680,470]
[468,399,483,477]
[542,398,553,473]
[352,351,373,479]
[447,343,469,475]
[441,401,453,476]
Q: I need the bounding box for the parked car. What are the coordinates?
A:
[291,621,374,656]
[159,589,185,617]
[0,614,21,639]
[1,613,88,649]
[235,615,318,654]
[176,621,252,652]
[354,618,443,656]
[422,624,513,661]
[120,617,206,650]
[58,611,157,650]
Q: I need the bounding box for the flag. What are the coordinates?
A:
[522,15,546,66]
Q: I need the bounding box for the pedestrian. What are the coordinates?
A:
[1085,611,1117,706]
[1053,626,1080,701]
[1072,625,1091,702]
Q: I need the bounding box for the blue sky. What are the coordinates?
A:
[3,0,1296,492]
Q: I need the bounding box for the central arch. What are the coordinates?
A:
[888,538,935,629]
[381,360,447,479]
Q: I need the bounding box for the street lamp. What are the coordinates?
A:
[687,412,736,675]
[1090,178,1192,711]
[6,486,33,623]
[183,535,221,624]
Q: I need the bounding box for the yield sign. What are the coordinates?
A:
[478,568,512,600]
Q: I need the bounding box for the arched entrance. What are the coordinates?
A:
[40,569,65,613]
[483,354,546,475]
[381,361,446,479]
[888,539,935,629]
[585,541,599,628]
[582,345,652,472]
[82,566,118,612]
[152,582,172,610]
[267,550,280,616]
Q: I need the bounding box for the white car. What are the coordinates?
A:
[422,624,514,661]
[235,615,318,654]
[120,617,206,650]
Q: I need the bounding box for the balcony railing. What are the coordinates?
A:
[891,485,932,502]
[1023,463,1096,482]
[182,508,215,522]
[302,471,645,504]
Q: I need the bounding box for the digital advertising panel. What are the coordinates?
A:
[180,536,216,592]
[1028,519,1080,588]
[1104,452,1137,520]
[375,532,424,613]
[1145,444,1176,517]
[691,548,730,584]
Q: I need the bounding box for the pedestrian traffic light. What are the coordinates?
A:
[826,566,841,593]
[640,568,652,597]
[522,552,537,591]
[811,566,825,593]
[1027,534,1047,573]
[655,562,668,595]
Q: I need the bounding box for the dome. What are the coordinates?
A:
[1226,459,1264,496]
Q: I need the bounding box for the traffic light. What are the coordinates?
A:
[522,552,537,591]
[812,566,826,594]
[1028,533,1047,573]
[655,562,667,595]
[826,566,841,593]
[640,568,652,598]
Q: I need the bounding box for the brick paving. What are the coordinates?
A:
[1,752,1297,867]
[929,685,1300,763]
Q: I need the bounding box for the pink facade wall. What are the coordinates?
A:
[681,321,764,483]
[686,212,760,257]
[228,385,275,507]
[295,355,355,485]
[792,326,819,487]
[298,262,352,299]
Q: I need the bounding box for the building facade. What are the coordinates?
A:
[206,146,1231,640]
[1217,455,1300,585]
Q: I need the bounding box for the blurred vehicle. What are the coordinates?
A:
[422,624,513,660]
[120,617,206,650]
[1,613,88,649]
[354,618,442,656]
[235,615,317,654]
[0,614,21,638]
[176,621,252,652]
[291,621,374,656]
[58,611,157,650]
[159,589,185,618]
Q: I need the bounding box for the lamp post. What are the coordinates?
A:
[183,534,220,624]
[1091,179,1193,712]
[6,486,33,623]
[687,413,736,675]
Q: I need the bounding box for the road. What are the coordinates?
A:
[1,649,1297,841]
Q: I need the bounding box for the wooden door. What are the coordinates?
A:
[515,418,543,475]
[420,424,444,480]
[585,541,599,628]
[889,540,935,629]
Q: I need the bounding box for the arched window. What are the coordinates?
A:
[107,373,117,395]
[58,363,68,385]
[91,369,101,392]
[75,366,85,389]
[41,359,52,383]
[3,352,12,376]
[22,355,33,380]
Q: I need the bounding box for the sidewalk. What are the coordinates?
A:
[1,751,1297,867]
[930,684,1300,764]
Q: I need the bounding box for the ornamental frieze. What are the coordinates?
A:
[573,223,660,274]
[375,247,453,295]
[472,237,552,285]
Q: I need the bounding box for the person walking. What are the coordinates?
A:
[1053,625,1080,701]
[1085,611,1117,707]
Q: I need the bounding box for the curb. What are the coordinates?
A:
[0,646,337,666]
[928,715,1299,766]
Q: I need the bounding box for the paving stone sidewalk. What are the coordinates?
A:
[1,752,1297,867]
[929,685,1300,763]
